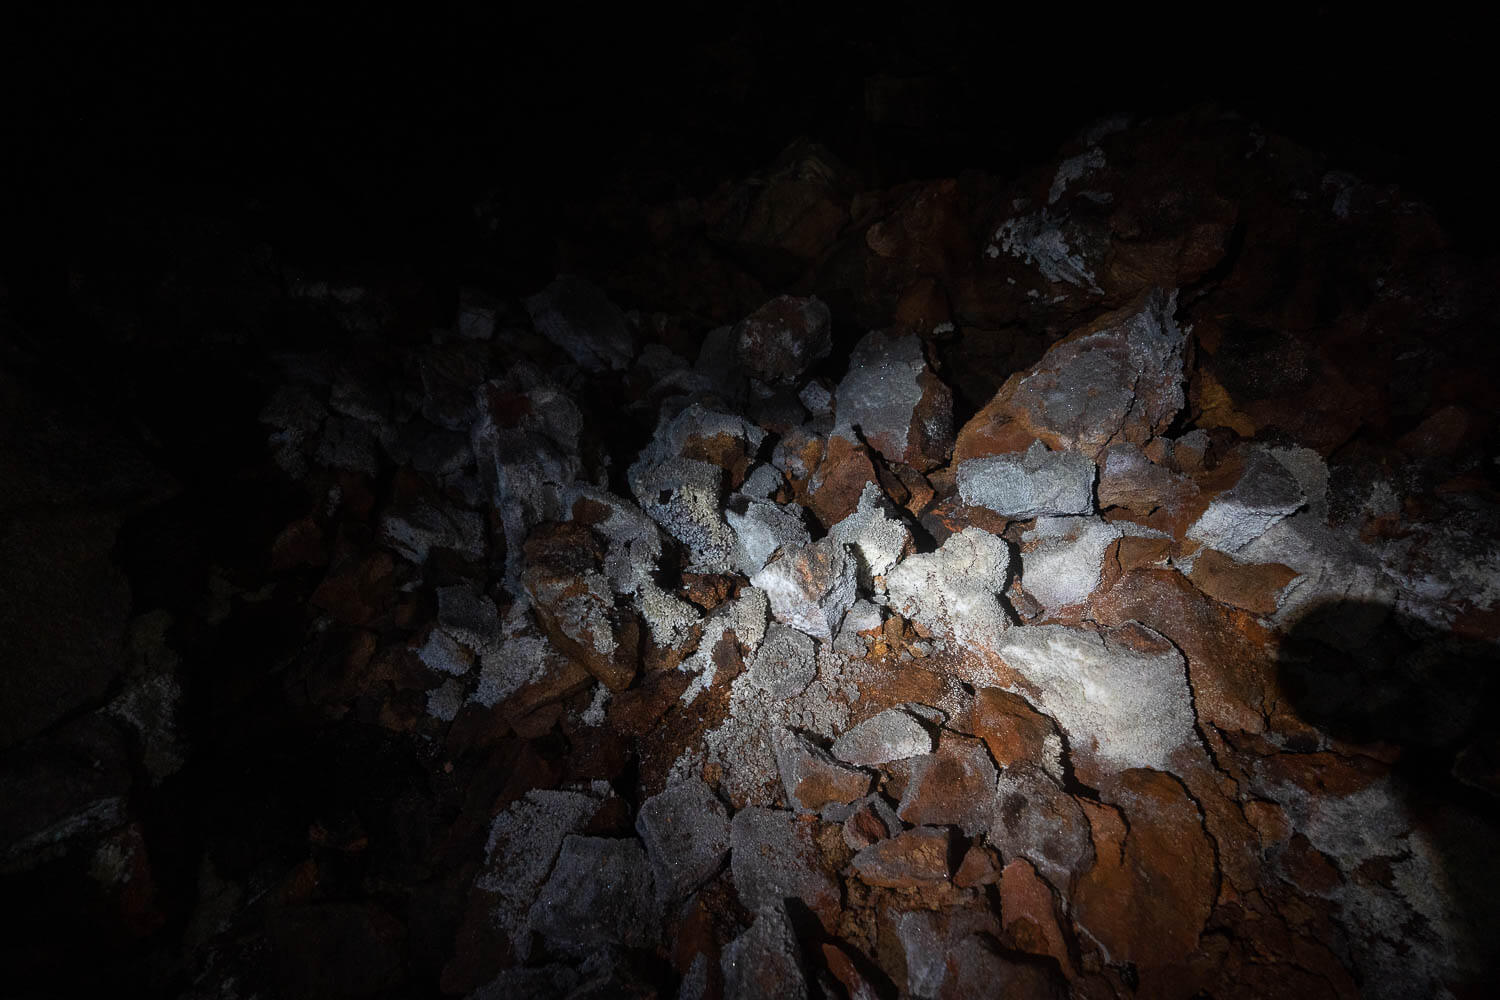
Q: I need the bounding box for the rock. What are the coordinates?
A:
[1019,515,1162,614]
[525,274,636,372]
[804,430,880,530]
[1187,548,1299,614]
[635,778,733,904]
[378,500,484,563]
[970,689,1061,784]
[720,901,809,1000]
[415,628,473,676]
[739,463,787,501]
[889,907,1003,1000]
[1096,440,1194,515]
[954,843,1003,888]
[996,859,1072,975]
[987,763,1095,893]
[835,330,954,470]
[750,537,857,642]
[475,786,609,953]
[832,707,934,765]
[850,826,953,888]
[884,528,1013,652]
[954,288,1186,461]
[827,482,914,592]
[833,599,883,655]
[992,623,1197,782]
[739,624,818,700]
[1186,448,1306,553]
[896,734,999,835]
[729,808,841,927]
[726,498,811,576]
[1073,768,1217,977]
[733,295,832,385]
[955,441,1095,519]
[837,793,903,851]
[773,729,873,812]
[527,835,658,952]
[523,522,640,692]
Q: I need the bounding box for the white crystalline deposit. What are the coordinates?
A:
[994,624,1196,775]
[726,498,811,577]
[751,537,858,642]
[828,482,912,592]
[1187,448,1306,553]
[990,209,1102,291]
[884,527,1013,652]
[1049,146,1107,205]
[1020,515,1166,614]
[957,441,1095,518]
[628,404,766,574]
[833,330,927,463]
[679,588,770,705]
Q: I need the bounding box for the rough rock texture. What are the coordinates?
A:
[721,901,809,1000]
[896,734,999,835]
[527,834,659,952]
[734,295,833,385]
[956,441,1096,519]
[884,527,1013,651]
[831,707,934,765]
[849,826,953,887]
[635,778,733,903]
[774,728,873,812]
[751,537,858,641]
[729,808,841,928]
[827,483,914,592]
[835,330,954,470]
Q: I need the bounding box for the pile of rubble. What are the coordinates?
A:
[7,109,1499,999]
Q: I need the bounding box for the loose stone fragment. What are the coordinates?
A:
[733,295,833,386]
[773,728,873,813]
[987,763,1095,893]
[883,527,1012,652]
[850,826,953,888]
[956,441,1095,519]
[827,482,914,592]
[740,624,818,700]
[971,688,1064,780]
[835,329,953,470]
[525,274,636,372]
[1186,448,1306,553]
[635,777,733,904]
[750,537,857,642]
[831,707,934,765]
[726,498,811,577]
[378,500,484,564]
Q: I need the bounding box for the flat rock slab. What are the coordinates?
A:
[850,826,953,888]
[831,708,934,766]
[896,734,999,835]
[956,441,1096,520]
[730,807,841,928]
[526,834,658,952]
[635,777,733,904]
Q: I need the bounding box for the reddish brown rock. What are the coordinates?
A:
[733,294,833,385]
[310,550,395,626]
[774,729,873,813]
[1073,768,1217,977]
[1187,548,1298,615]
[970,687,1062,773]
[953,843,1002,888]
[835,330,954,471]
[895,734,999,835]
[953,288,1186,462]
[822,941,882,1000]
[1096,441,1197,516]
[998,858,1073,975]
[851,826,953,888]
[1091,567,1280,736]
[804,432,880,530]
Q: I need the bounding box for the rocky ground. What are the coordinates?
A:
[4,103,1500,999]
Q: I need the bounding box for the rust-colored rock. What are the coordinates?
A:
[895,734,998,835]
[998,858,1073,975]
[953,843,1002,888]
[1187,548,1298,615]
[804,432,880,530]
[970,687,1062,773]
[851,826,953,888]
[522,521,641,692]
[1073,768,1217,976]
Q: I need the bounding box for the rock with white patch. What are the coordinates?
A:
[834,330,953,470]
[751,537,857,642]
[956,442,1095,519]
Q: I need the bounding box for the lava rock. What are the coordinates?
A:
[635,777,733,904]
[850,826,953,888]
[733,295,833,385]
[835,329,953,470]
[525,275,636,372]
[773,728,873,813]
[720,900,809,1000]
[750,537,858,642]
[831,707,934,765]
[956,441,1095,519]
[987,763,1095,894]
[527,834,659,952]
[827,482,914,592]
[729,807,841,927]
[896,734,1000,835]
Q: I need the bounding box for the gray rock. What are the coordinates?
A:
[739,463,786,501]
[896,736,1000,836]
[1187,448,1306,553]
[833,599,883,655]
[727,498,811,577]
[893,907,1003,999]
[773,729,873,812]
[834,330,952,468]
[798,380,834,418]
[827,483,913,592]
[527,835,658,953]
[721,901,809,1000]
[850,826,953,887]
[988,763,1096,893]
[831,708,934,765]
[525,274,636,372]
[1020,515,1162,613]
[956,441,1095,518]
[741,625,818,700]
[415,628,473,676]
[750,537,857,641]
[730,807,841,920]
[635,778,733,904]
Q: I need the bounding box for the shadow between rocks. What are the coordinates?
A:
[1274,598,1500,993]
